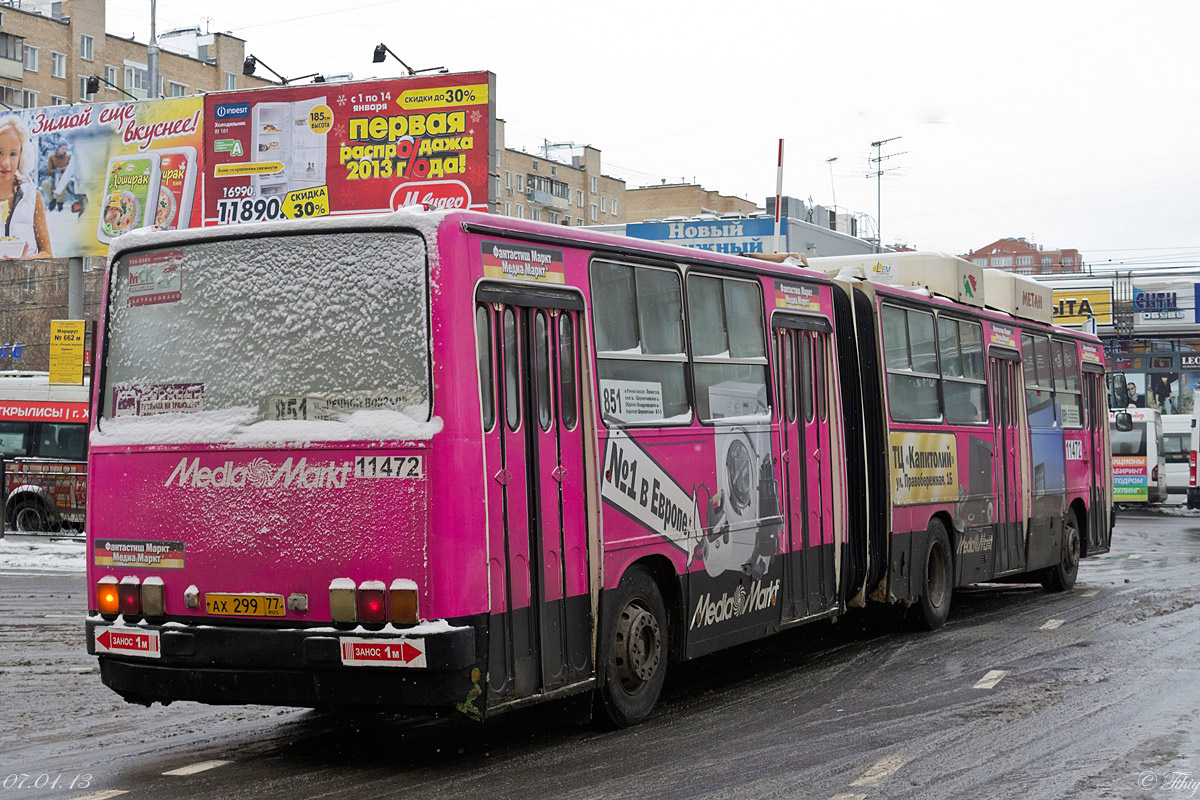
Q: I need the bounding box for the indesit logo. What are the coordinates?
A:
[165,456,353,489]
[690,578,780,630]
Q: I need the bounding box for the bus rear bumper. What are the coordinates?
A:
[87,617,481,712]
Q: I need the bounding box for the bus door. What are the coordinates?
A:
[989,353,1025,573]
[773,317,837,619]
[479,290,591,703]
[1082,369,1110,552]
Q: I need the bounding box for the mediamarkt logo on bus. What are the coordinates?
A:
[690,578,780,630]
[165,456,353,489]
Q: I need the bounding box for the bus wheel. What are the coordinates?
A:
[1042,509,1081,592]
[597,566,668,728]
[916,518,953,631]
[12,499,49,532]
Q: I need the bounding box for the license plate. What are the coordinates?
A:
[205,593,285,617]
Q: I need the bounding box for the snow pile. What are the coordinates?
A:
[1143,504,1200,517]
[0,536,86,571]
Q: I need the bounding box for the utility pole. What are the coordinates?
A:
[825,156,838,208]
[868,136,904,254]
[148,0,159,99]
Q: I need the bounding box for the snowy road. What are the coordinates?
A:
[1,515,1198,799]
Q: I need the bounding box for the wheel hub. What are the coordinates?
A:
[614,601,661,691]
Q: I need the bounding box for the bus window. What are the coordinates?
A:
[1055,340,1082,428]
[0,422,29,457]
[591,260,689,425]
[1022,333,1056,422]
[558,314,578,430]
[940,318,988,424]
[783,333,796,421]
[475,305,495,431]
[503,307,520,431]
[37,423,87,460]
[534,311,553,431]
[816,334,828,422]
[883,305,942,423]
[802,332,814,422]
[687,274,769,423]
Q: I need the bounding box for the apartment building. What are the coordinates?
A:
[0,0,271,111]
[494,120,625,226]
[624,181,759,223]
[963,236,1083,275]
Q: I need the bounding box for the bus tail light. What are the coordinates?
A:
[390,579,419,625]
[357,581,387,624]
[118,576,141,616]
[329,579,357,623]
[1190,451,1196,486]
[97,577,119,616]
[141,577,166,618]
[1152,465,1160,482]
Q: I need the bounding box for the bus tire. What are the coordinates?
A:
[916,518,953,631]
[11,499,49,533]
[1042,508,1081,593]
[596,565,668,728]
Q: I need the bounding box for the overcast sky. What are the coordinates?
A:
[111,0,1198,267]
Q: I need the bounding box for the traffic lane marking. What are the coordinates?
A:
[1081,590,1099,597]
[973,669,1008,689]
[1039,619,1065,630]
[162,759,232,776]
[849,754,906,787]
[829,794,867,800]
[72,791,129,800]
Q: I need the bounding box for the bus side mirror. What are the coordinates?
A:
[1114,411,1133,432]
[1109,371,1128,409]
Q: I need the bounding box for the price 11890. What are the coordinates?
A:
[216,197,285,225]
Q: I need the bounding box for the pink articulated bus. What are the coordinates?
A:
[85,211,1112,726]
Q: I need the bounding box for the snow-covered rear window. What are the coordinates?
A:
[100,231,431,439]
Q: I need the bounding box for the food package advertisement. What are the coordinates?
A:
[0,99,202,260]
[201,72,495,226]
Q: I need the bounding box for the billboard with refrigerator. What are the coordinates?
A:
[201,72,495,226]
[0,99,203,260]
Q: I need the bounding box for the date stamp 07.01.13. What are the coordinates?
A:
[3,774,93,792]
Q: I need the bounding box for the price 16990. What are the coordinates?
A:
[216,197,286,225]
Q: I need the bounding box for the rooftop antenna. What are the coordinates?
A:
[867,136,905,253]
[540,140,577,159]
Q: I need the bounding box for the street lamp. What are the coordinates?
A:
[371,43,446,76]
[243,55,324,85]
[86,75,138,101]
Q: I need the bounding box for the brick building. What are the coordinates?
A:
[624,182,759,223]
[493,121,626,226]
[963,237,1083,276]
[0,0,272,110]
[0,0,274,371]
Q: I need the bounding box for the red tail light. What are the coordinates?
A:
[1190,451,1196,486]
[1152,466,1159,482]
[118,577,142,616]
[356,581,387,624]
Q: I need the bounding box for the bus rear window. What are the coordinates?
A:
[100,232,431,442]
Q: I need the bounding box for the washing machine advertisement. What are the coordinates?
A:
[600,423,784,646]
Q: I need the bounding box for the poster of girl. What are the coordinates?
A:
[0,114,53,260]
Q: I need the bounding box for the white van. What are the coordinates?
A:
[1110,408,1168,505]
[1162,414,1192,504]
